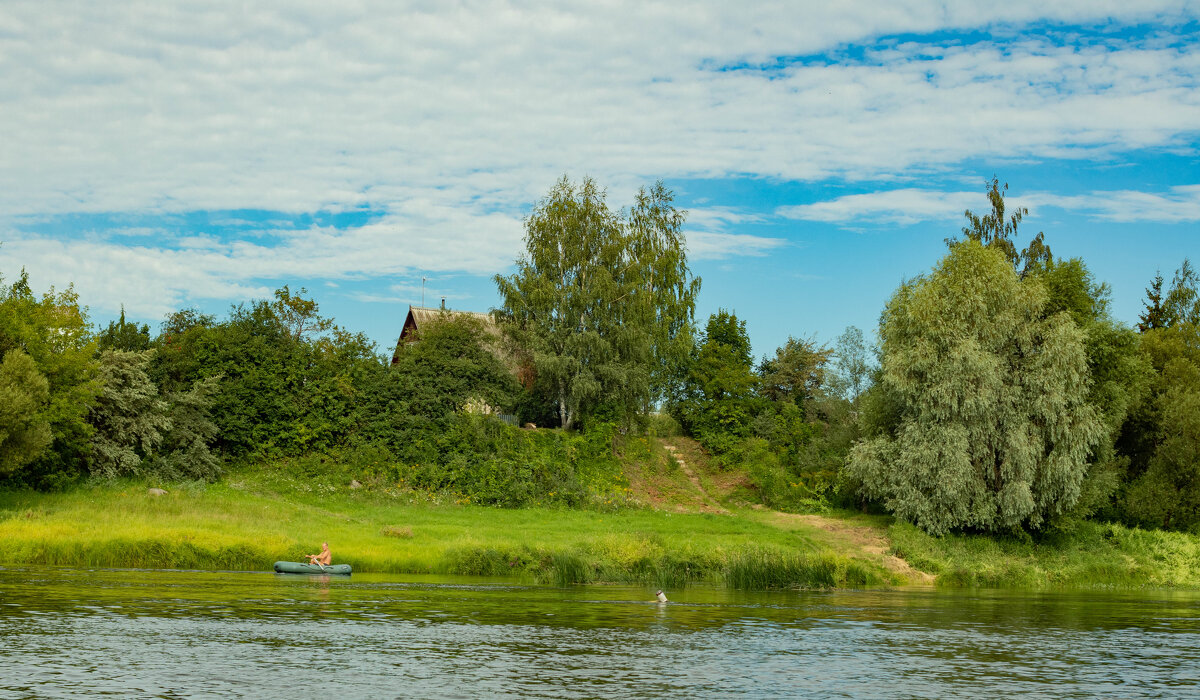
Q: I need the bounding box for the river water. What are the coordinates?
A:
[2,567,1198,698]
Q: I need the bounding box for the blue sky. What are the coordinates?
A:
[1,2,1198,359]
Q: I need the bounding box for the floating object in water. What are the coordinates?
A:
[273,561,352,575]
[656,590,668,603]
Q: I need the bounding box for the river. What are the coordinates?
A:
[3,567,1198,698]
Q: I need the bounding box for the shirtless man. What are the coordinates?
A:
[305,542,332,569]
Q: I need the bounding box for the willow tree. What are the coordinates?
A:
[846,241,1104,535]
[494,176,698,429]
[87,350,170,478]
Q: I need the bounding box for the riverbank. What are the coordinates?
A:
[0,476,893,589]
[3,436,1199,589]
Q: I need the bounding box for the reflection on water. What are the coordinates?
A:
[3,567,1199,698]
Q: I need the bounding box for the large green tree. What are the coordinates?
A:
[155,375,222,481]
[1122,323,1200,529]
[846,241,1104,535]
[1033,256,1155,519]
[677,310,759,453]
[87,349,223,480]
[1138,271,1169,332]
[0,350,52,474]
[1125,355,1200,530]
[1163,259,1200,327]
[945,182,1153,521]
[494,176,698,429]
[88,350,170,478]
[758,335,830,408]
[150,290,374,457]
[831,326,871,403]
[0,269,100,484]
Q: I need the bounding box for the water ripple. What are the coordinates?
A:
[3,568,1199,698]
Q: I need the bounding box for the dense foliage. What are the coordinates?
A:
[0,349,52,474]
[676,310,759,453]
[0,265,627,506]
[1122,322,1200,530]
[668,308,862,511]
[0,270,100,487]
[0,176,1195,538]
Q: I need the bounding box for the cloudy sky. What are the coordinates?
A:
[2,2,1198,357]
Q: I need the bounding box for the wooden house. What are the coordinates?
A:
[390,301,524,424]
[391,301,501,364]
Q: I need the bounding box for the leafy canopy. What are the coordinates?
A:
[494,176,698,429]
[676,310,759,453]
[0,268,100,485]
[88,350,171,478]
[1164,259,1200,327]
[1123,323,1200,530]
[847,241,1104,535]
[0,350,52,474]
[831,326,872,404]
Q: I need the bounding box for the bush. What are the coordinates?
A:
[302,416,626,508]
[646,412,682,438]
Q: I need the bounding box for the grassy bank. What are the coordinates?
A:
[890,520,1200,588]
[0,475,889,590]
[5,442,1200,590]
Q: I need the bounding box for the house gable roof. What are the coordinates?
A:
[391,305,499,363]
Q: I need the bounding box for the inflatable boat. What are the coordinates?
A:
[273,561,352,575]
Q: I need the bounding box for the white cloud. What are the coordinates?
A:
[688,231,788,260]
[1,2,1199,313]
[777,184,1200,228]
[0,203,525,318]
[686,206,767,230]
[0,236,275,319]
[1028,185,1200,222]
[2,3,1198,217]
[778,189,982,225]
[682,206,784,258]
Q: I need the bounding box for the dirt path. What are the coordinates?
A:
[647,437,934,585]
[769,512,935,584]
[661,443,728,514]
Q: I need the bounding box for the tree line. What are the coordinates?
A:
[1,175,1198,533]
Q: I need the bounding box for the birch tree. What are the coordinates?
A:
[494,176,698,429]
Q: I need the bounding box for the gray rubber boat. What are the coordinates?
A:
[273,561,352,575]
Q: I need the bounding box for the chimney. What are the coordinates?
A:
[440,296,446,310]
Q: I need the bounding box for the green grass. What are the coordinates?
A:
[7,463,1199,590]
[0,473,890,590]
[889,519,1200,588]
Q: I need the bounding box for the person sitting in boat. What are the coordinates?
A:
[305,542,332,568]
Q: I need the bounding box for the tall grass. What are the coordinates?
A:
[723,547,882,589]
[889,520,1200,588]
